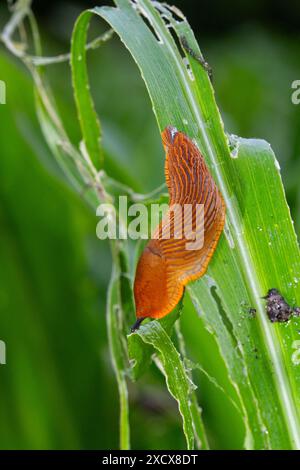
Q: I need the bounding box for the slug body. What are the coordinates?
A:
[133,126,225,322]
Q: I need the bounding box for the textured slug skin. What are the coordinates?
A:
[134,126,226,320]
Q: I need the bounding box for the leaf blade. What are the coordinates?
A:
[93,0,300,448]
[71,10,104,169]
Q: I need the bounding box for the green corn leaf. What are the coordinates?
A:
[132,321,209,450]
[90,0,300,449]
[71,11,104,170]
[128,307,180,380]
[107,249,131,450]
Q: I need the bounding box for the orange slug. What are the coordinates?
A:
[132,126,225,330]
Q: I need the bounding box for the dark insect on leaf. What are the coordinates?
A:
[263,288,300,323]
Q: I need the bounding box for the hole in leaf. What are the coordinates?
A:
[132,1,163,44]
[210,286,241,354]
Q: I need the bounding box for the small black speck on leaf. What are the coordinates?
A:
[263,288,300,323]
[253,347,259,359]
[248,307,257,318]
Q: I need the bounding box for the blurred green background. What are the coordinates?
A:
[0,0,299,450]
